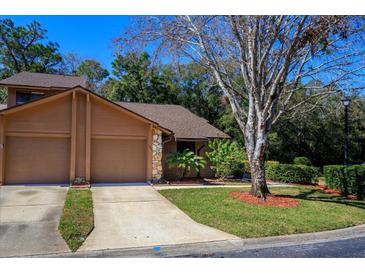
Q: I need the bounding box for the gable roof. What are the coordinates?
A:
[0,86,172,134]
[0,72,87,89]
[119,102,230,140]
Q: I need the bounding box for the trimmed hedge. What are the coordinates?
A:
[324,165,365,197]
[266,164,319,184]
[242,160,279,175]
[293,156,312,166]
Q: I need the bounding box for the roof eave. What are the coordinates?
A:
[174,135,231,141]
[0,83,74,90]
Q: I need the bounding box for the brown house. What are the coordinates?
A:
[0,72,229,185]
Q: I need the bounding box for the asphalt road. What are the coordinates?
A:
[180,236,365,258]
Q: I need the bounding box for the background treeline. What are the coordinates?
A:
[1,18,364,167]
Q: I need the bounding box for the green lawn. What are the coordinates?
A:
[159,186,365,238]
[58,189,94,252]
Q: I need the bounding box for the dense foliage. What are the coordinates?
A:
[206,139,246,178]
[266,164,319,184]
[0,18,62,79]
[166,149,206,180]
[267,94,365,166]
[103,52,225,127]
[293,156,312,166]
[76,59,109,93]
[324,165,365,198]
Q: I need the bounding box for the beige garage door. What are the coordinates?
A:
[91,139,147,183]
[5,136,70,184]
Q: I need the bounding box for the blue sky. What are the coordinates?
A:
[2,16,365,96]
[4,16,133,71]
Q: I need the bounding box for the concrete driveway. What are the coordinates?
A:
[0,185,70,257]
[80,184,238,251]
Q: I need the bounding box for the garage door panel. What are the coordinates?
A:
[91,139,146,183]
[5,137,70,184]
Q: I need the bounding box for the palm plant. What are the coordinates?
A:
[166,149,206,180]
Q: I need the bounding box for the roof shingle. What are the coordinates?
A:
[0,71,87,89]
[119,102,230,140]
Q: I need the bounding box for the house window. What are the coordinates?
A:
[16,91,44,105]
[177,141,196,153]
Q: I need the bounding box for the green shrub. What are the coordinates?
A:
[231,162,245,178]
[166,149,206,180]
[324,165,365,197]
[206,139,246,178]
[323,165,347,193]
[266,160,280,166]
[266,164,319,184]
[242,160,279,175]
[293,156,312,166]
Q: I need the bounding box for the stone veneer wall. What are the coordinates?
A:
[152,128,163,181]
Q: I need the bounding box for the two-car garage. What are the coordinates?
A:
[4,137,147,185]
[0,87,161,185]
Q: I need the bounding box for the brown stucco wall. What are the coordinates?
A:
[5,95,72,133]
[162,140,178,179]
[91,97,149,137]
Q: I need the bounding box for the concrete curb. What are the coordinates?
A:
[29,223,365,258]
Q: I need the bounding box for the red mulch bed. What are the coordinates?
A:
[230,192,300,208]
[314,185,357,200]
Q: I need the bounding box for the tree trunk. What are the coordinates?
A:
[249,157,271,200]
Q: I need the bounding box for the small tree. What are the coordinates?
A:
[206,139,247,179]
[166,149,206,180]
